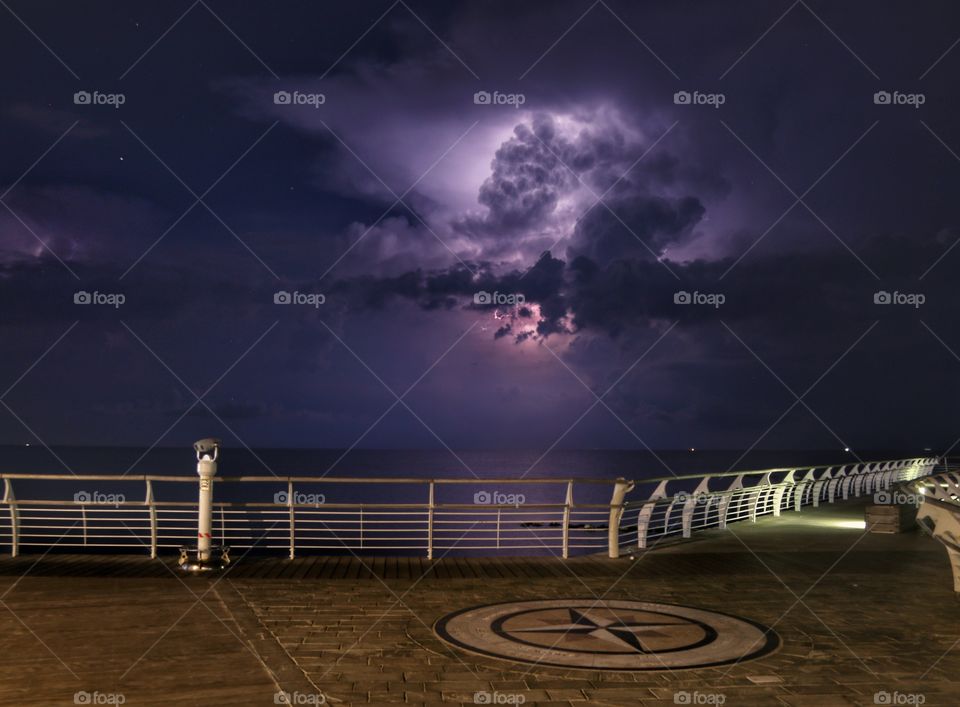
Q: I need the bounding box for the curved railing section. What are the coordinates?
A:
[0,456,939,560]
[615,456,939,554]
[911,464,960,591]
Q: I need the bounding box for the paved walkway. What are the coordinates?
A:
[0,499,957,706]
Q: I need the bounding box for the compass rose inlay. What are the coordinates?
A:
[434,599,779,670]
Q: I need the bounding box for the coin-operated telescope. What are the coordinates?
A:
[178,438,230,572]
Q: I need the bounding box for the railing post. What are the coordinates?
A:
[636,481,668,550]
[853,467,870,497]
[288,480,295,560]
[719,475,743,529]
[794,469,815,511]
[4,479,18,558]
[679,495,693,538]
[81,504,88,546]
[862,467,874,496]
[496,508,502,549]
[427,481,435,560]
[146,480,157,559]
[607,478,634,559]
[882,463,895,489]
[858,466,871,496]
[682,478,710,538]
[813,468,831,507]
[839,465,852,500]
[562,480,573,559]
[749,473,772,522]
[772,471,794,517]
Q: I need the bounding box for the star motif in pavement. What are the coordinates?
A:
[510,607,693,653]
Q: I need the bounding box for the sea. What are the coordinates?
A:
[0,445,930,478]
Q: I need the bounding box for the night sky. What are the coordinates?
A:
[2,1,959,452]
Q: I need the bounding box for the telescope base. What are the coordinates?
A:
[178,545,231,573]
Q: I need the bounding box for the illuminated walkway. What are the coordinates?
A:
[0,499,956,706]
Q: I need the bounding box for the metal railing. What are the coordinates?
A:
[0,456,938,560]
[621,456,938,553]
[911,460,960,591]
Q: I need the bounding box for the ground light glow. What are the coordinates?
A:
[829,520,868,530]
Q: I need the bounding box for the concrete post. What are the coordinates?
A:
[607,478,635,559]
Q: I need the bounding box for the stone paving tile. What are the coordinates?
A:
[1,502,958,705]
[217,504,960,706]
